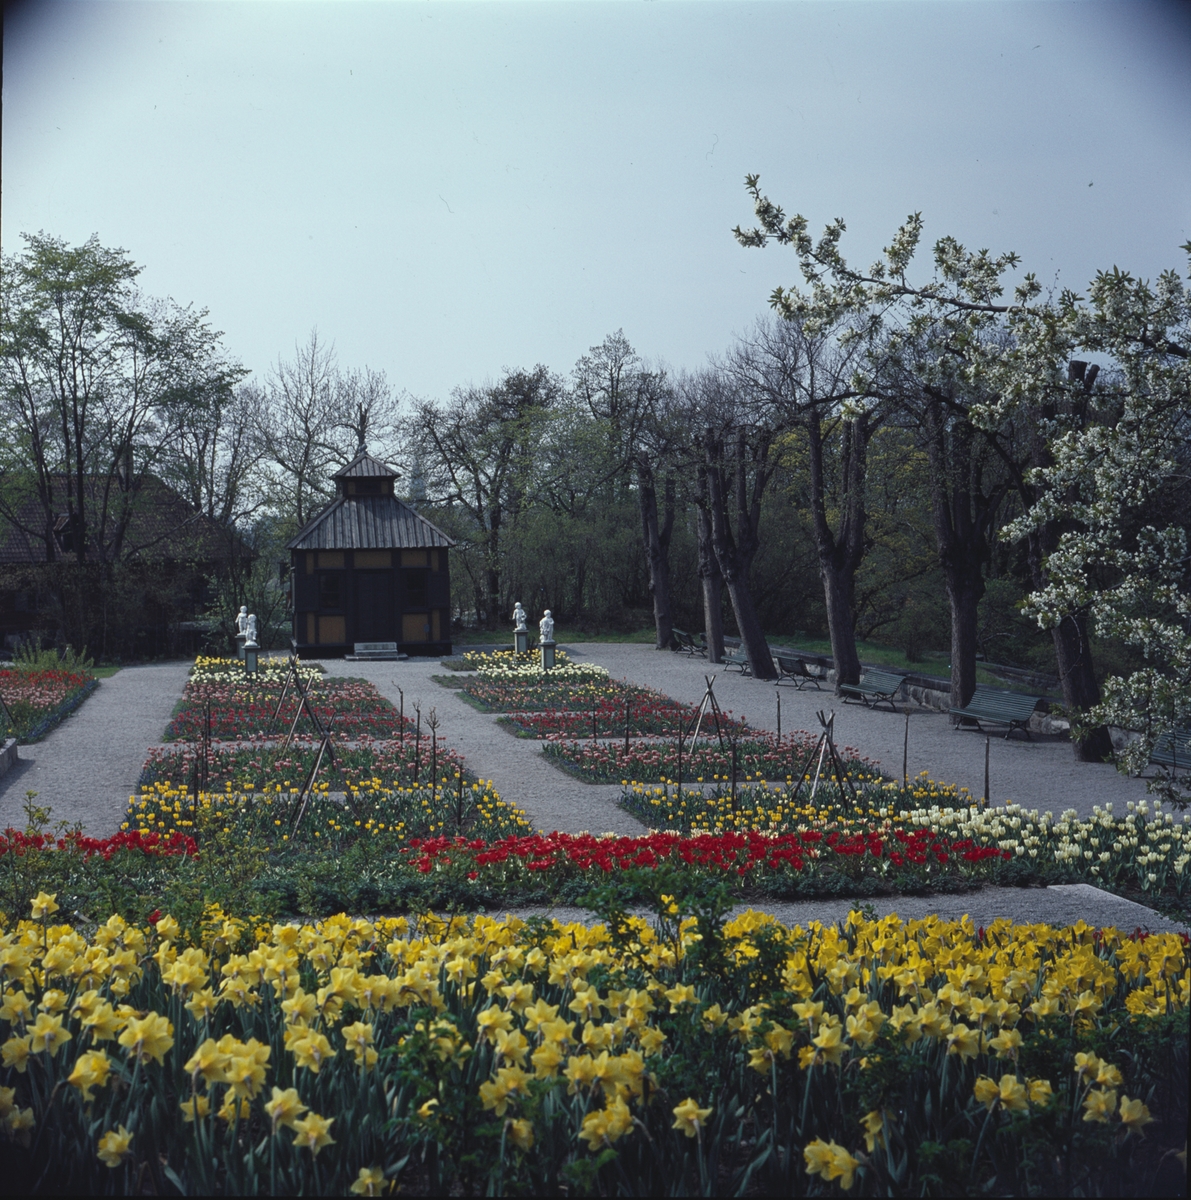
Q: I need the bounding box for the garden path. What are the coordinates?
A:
[0,661,192,835]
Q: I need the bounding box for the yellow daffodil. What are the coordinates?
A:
[803,1138,860,1191]
[350,1166,386,1195]
[67,1050,112,1102]
[97,1125,133,1168]
[292,1111,336,1155]
[1118,1095,1153,1133]
[672,1097,712,1138]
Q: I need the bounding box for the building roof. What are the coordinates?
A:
[286,494,455,551]
[0,474,249,566]
[333,449,399,480]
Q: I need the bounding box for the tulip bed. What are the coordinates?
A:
[458,677,651,714]
[0,665,98,743]
[498,692,750,740]
[164,677,410,743]
[543,732,875,785]
[0,898,1185,1196]
[140,735,471,793]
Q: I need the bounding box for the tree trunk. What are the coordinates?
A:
[947,577,981,713]
[695,464,724,662]
[1027,528,1112,761]
[821,564,861,689]
[1051,613,1114,761]
[638,461,675,650]
[806,417,866,692]
[703,429,776,680]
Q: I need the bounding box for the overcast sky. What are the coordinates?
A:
[3,0,1189,400]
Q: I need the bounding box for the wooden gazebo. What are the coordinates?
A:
[286,449,454,657]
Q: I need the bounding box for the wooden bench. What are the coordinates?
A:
[950,686,1042,739]
[840,668,906,713]
[1149,728,1191,770]
[776,654,823,690]
[670,628,707,657]
[723,646,751,674]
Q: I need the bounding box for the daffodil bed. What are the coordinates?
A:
[0,665,98,743]
[543,732,875,785]
[496,691,750,740]
[0,897,1186,1196]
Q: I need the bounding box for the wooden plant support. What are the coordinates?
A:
[793,710,858,807]
[287,710,354,832]
[686,675,727,749]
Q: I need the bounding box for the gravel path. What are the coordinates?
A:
[0,662,192,834]
[493,883,1190,937]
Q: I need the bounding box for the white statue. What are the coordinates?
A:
[539,609,554,643]
[236,605,249,637]
[245,613,259,649]
[512,602,528,632]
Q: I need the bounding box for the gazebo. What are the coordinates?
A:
[286,448,454,657]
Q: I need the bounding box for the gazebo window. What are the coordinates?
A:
[405,569,429,608]
[319,572,343,609]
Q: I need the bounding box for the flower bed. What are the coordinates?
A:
[498,690,750,740]
[543,731,874,784]
[0,667,98,743]
[140,735,472,792]
[165,676,409,742]
[459,677,633,713]
[125,780,531,847]
[398,826,1010,891]
[1,902,1185,1196]
[464,647,610,682]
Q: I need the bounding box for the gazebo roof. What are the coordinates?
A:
[333,449,398,480]
[286,494,454,551]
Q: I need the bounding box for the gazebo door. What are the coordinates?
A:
[354,572,396,643]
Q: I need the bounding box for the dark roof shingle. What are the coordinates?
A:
[286,495,454,551]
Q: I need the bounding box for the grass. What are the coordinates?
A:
[91,665,122,679]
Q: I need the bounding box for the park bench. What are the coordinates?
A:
[840,668,906,713]
[950,686,1042,739]
[1149,728,1191,770]
[670,628,707,657]
[346,641,407,661]
[723,646,751,674]
[775,654,824,690]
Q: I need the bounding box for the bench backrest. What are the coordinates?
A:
[965,687,1042,718]
[1151,728,1191,763]
[860,668,906,692]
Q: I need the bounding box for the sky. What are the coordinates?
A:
[2,0,1189,401]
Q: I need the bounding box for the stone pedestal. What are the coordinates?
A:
[244,645,259,675]
[514,629,529,654]
[540,640,556,670]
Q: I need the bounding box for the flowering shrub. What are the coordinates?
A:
[544,732,874,784]
[0,903,1184,1195]
[0,667,97,743]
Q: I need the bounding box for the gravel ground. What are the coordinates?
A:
[0,662,192,834]
[483,884,1190,937]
